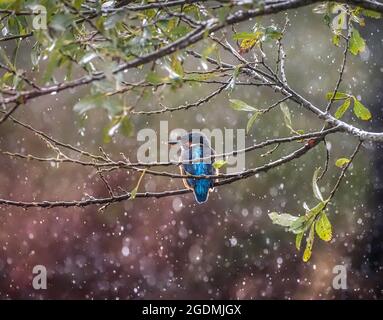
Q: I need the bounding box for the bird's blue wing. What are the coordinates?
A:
[181,144,215,203]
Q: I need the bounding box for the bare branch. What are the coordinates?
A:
[0,140,320,208]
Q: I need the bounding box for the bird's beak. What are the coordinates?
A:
[168,140,179,145]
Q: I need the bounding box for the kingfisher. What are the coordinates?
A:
[169,132,217,204]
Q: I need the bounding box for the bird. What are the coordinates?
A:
[169,132,217,204]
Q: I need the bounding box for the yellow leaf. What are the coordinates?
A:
[303,223,315,262]
[315,212,332,242]
[335,158,350,168]
[238,31,263,53]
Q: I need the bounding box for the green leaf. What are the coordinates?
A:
[334,98,351,119]
[43,49,62,83]
[264,26,283,41]
[362,9,381,19]
[353,97,371,120]
[171,54,184,78]
[102,123,115,143]
[104,12,124,30]
[229,99,257,112]
[31,44,41,67]
[50,13,73,32]
[146,72,165,85]
[171,25,189,38]
[325,91,348,101]
[246,112,261,133]
[349,28,366,55]
[332,34,340,47]
[227,64,242,92]
[120,115,134,137]
[335,158,350,168]
[279,103,303,135]
[296,232,304,251]
[312,167,324,201]
[73,0,84,10]
[315,211,332,242]
[303,222,315,262]
[305,200,328,221]
[323,14,331,26]
[289,216,306,234]
[0,71,13,86]
[233,32,260,40]
[73,93,104,115]
[213,160,227,169]
[103,114,134,143]
[234,26,281,44]
[268,212,298,227]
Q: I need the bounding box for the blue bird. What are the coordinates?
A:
[169,132,217,204]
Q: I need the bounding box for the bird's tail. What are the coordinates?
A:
[193,180,210,204]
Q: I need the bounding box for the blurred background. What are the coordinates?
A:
[0,4,383,299]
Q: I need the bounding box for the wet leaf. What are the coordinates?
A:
[171,54,184,78]
[239,38,257,53]
[303,222,315,262]
[335,158,350,168]
[246,112,261,133]
[120,115,134,137]
[326,91,348,101]
[315,211,332,242]
[362,9,381,19]
[334,98,351,119]
[268,212,299,227]
[349,28,366,55]
[213,160,227,169]
[73,93,104,115]
[353,98,371,120]
[43,49,62,83]
[146,72,165,85]
[104,12,124,30]
[305,201,328,221]
[264,26,283,40]
[233,32,260,41]
[227,64,242,92]
[50,14,73,32]
[296,232,304,251]
[289,216,306,234]
[229,99,257,112]
[312,167,324,201]
[332,34,340,47]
